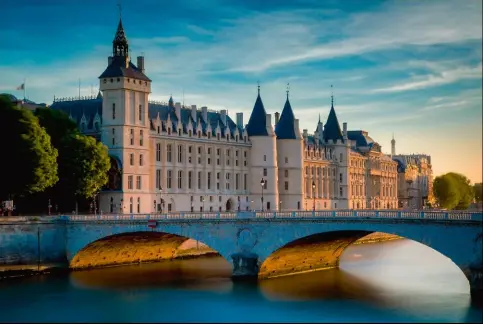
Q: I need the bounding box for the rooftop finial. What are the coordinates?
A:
[117,0,122,20]
[286,82,290,99]
[330,84,334,107]
[257,80,260,95]
[318,113,321,123]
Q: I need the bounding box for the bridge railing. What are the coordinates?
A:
[58,210,483,223]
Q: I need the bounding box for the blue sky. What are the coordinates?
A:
[0,0,481,182]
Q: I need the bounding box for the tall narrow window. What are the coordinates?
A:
[156,143,161,161]
[111,128,115,146]
[167,170,172,189]
[130,129,134,145]
[130,153,134,166]
[139,104,142,121]
[137,197,140,213]
[129,197,133,213]
[139,154,143,166]
[128,176,133,189]
[136,176,142,189]
[167,144,172,162]
[178,170,183,189]
[208,172,211,189]
[188,171,192,189]
[244,174,247,191]
[178,145,183,163]
[112,103,116,119]
[156,169,161,189]
[140,130,143,146]
[198,172,202,189]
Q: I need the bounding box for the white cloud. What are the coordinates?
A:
[372,62,482,93]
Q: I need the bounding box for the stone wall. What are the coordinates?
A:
[258,231,370,279]
[70,233,217,269]
[0,219,66,271]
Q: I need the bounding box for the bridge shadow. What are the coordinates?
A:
[70,231,227,270]
[258,230,373,279]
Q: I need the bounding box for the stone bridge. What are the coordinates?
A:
[1,210,482,295]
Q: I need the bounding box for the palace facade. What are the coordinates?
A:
[49,18,400,213]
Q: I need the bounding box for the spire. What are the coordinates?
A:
[275,87,297,139]
[318,113,321,123]
[330,84,334,107]
[168,95,174,108]
[246,83,269,136]
[323,85,343,143]
[112,9,128,57]
[286,82,290,99]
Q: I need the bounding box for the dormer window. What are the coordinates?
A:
[217,133,220,140]
[168,128,171,135]
[198,131,201,138]
[226,134,229,141]
[208,132,211,139]
[235,135,238,142]
[94,121,100,131]
[157,126,160,134]
[189,130,192,137]
[80,122,86,132]
[178,129,181,136]
[244,136,247,142]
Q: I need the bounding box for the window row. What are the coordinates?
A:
[155,170,249,191]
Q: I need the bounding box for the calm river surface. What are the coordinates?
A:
[0,239,481,323]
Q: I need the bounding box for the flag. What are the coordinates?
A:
[16,83,25,91]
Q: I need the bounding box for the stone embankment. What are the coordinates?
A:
[353,232,401,245]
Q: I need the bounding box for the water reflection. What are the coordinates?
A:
[0,239,481,323]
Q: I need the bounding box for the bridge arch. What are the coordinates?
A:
[254,222,482,289]
[66,224,233,269]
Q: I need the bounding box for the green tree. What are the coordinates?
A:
[433,172,474,210]
[0,95,58,201]
[474,183,482,202]
[433,174,460,209]
[446,172,474,210]
[34,108,110,209]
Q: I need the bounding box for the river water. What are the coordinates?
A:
[0,239,481,323]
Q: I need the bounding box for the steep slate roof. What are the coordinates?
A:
[275,96,297,139]
[50,97,102,129]
[99,56,151,81]
[323,105,343,143]
[50,99,243,138]
[246,90,269,136]
[347,130,375,148]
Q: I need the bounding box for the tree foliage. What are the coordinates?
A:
[474,183,482,203]
[0,96,58,200]
[34,108,110,204]
[433,172,474,210]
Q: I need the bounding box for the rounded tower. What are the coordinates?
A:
[274,87,304,211]
[246,84,279,211]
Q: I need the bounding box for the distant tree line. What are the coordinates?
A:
[433,172,480,210]
[0,95,110,215]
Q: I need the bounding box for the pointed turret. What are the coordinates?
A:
[113,18,128,57]
[323,90,343,143]
[168,95,174,108]
[96,91,103,100]
[246,83,269,136]
[275,86,297,139]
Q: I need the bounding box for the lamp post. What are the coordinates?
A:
[260,178,266,211]
[312,181,316,212]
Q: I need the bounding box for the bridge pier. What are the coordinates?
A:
[231,252,259,280]
[466,265,483,302]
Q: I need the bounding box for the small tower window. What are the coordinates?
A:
[112,103,116,119]
[139,105,142,121]
[110,78,113,83]
[112,128,115,146]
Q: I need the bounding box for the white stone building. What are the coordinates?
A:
[50,18,399,213]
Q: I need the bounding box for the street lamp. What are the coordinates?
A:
[312,181,316,211]
[260,178,266,211]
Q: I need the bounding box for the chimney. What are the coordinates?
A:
[191,105,197,121]
[342,122,348,138]
[201,106,208,122]
[137,56,145,73]
[274,112,280,125]
[294,119,301,138]
[265,114,272,129]
[303,129,308,138]
[220,109,227,126]
[175,102,181,121]
[108,56,113,66]
[236,113,243,128]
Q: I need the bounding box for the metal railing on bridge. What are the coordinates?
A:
[62,210,483,223]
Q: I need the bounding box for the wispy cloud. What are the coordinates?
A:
[372,62,482,93]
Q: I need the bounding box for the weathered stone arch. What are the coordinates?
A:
[252,221,482,292]
[65,224,233,268]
